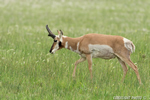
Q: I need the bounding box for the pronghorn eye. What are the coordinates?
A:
[54,40,57,42]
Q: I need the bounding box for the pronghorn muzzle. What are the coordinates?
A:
[46,25,56,39]
[49,43,54,54]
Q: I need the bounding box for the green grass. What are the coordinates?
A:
[0,0,150,99]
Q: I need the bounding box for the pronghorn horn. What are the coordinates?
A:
[46,25,56,39]
[60,30,63,35]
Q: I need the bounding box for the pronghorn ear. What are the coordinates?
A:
[57,30,63,38]
[60,30,63,35]
[57,30,60,34]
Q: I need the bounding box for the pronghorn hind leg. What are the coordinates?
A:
[124,59,142,84]
[117,57,128,83]
[72,57,86,78]
[86,54,93,79]
[115,53,142,85]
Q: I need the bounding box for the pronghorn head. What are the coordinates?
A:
[46,25,64,54]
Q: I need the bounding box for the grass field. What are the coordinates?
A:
[0,0,150,99]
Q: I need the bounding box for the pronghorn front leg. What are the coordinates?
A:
[86,54,93,79]
[72,57,86,78]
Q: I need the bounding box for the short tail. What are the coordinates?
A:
[124,38,135,53]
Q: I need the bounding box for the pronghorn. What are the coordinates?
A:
[46,25,142,84]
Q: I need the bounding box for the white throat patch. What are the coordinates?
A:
[74,42,80,54]
[65,41,68,48]
[69,42,80,54]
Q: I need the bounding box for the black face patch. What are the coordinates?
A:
[59,41,61,46]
